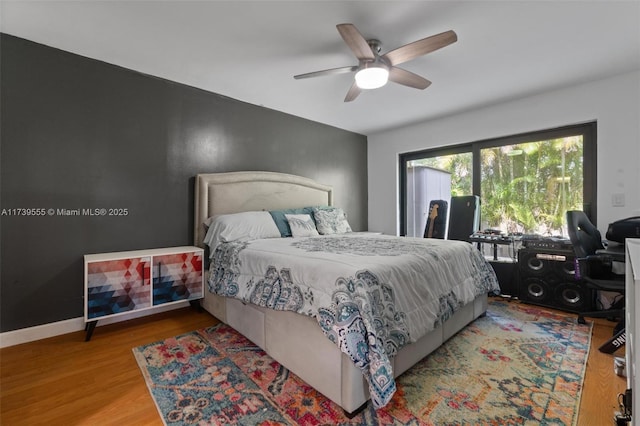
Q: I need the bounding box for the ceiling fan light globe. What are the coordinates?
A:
[355,67,389,89]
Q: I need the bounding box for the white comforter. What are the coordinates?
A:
[207,232,499,408]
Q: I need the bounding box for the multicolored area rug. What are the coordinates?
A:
[133,299,592,425]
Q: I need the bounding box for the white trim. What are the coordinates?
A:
[0,301,190,348]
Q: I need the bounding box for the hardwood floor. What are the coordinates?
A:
[0,302,627,425]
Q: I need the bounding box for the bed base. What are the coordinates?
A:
[202,291,488,414]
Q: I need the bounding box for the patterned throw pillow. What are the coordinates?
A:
[285,214,319,237]
[313,207,352,235]
[269,207,316,237]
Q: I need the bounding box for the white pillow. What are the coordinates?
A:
[313,207,352,234]
[203,211,280,253]
[285,214,319,237]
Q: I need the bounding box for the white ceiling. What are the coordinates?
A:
[2,1,639,136]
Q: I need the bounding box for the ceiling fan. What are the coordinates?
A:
[294,23,457,102]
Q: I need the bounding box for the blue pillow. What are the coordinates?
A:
[269,207,317,237]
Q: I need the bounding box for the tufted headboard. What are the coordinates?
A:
[194,171,333,248]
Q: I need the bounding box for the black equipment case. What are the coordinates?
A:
[606,216,640,243]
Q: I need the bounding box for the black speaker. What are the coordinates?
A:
[518,248,595,313]
[447,196,480,242]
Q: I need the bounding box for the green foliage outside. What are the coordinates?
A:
[409,136,583,235]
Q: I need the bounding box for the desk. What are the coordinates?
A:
[469,235,518,296]
[625,239,639,424]
[469,235,514,261]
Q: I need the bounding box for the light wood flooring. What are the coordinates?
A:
[1,301,628,425]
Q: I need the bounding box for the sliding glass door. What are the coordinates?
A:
[399,123,596,238]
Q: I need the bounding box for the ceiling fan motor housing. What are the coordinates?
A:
[367,39,383,54]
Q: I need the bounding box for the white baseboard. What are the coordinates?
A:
[0,301,190,348]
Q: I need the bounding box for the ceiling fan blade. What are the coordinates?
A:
[383,30,457,66]
[336,23,375,60]
[388,67,432,90]
[344,82,362,102]
[294,65,358,80]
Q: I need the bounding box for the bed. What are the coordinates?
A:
[194,171,499,414]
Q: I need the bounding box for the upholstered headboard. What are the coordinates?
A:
[194,171,333,248]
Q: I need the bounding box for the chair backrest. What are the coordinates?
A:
[566,210,605,258]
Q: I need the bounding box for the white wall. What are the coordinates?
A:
[368,70,640,236]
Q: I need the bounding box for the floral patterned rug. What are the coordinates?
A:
[132,299,591,425]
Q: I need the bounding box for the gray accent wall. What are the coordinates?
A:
[0,34,368,332]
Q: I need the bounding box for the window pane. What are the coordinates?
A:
[406,153,472,237]
[480,136,583,235]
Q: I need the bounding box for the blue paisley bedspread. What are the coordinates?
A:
[207,232,499,409]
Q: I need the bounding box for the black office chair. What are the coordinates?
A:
[566,210,625,325]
